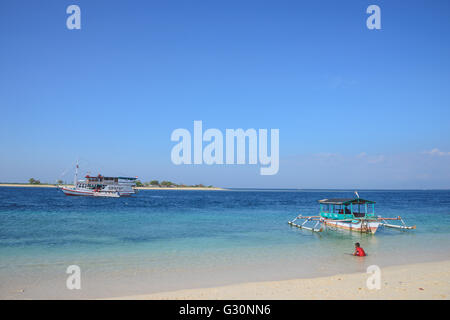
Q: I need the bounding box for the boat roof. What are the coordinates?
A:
[318,198,375,205]
[86,176,137,180]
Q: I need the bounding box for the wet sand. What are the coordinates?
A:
[111,260,450,300]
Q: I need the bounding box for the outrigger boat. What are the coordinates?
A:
[288,193,415,234]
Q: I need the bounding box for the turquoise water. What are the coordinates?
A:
[0,188,449,299]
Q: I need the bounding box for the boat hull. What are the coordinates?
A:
[59,187,133,197]
[323,219,380,234]
[60,187,94,196]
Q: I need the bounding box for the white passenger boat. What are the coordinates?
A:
[59,163,137,197]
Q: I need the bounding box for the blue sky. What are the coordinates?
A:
[0,0,449,188]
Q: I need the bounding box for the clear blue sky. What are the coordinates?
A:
[1,0,449,188]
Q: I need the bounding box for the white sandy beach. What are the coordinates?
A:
[110,260,450,300]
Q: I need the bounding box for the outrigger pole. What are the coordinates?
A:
[288,215,323,232]
[378,216,416,230]
[288,215,415,233]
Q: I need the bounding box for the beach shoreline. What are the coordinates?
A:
[1,188,449,300]
[108,260,450,300]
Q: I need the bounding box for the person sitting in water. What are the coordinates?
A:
[353,242,366,256]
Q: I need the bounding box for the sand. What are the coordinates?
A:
[110,260,450,300]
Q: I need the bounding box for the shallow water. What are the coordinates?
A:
[0,188,449,299]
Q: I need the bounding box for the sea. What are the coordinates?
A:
[0,187,449,299]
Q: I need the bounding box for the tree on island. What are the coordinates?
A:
[56,180,64,185]
[193,184,205,188]
[150,180,159,186]
[135,180,144,187]
[28,178,41,185]
[160,180,177,187]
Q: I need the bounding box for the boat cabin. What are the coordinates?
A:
[318,198,376,220]
[76,175,137,190]
[84,175,136,184]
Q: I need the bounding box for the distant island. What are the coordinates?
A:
[133,180,224,190]
[0,178,225,190]
[135,180,216,188]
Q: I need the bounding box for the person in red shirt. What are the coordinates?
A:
[353,242,366,256]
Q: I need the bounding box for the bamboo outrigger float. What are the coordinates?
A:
[288,193,416,234]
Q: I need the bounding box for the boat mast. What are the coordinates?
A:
[74,160,79,186]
